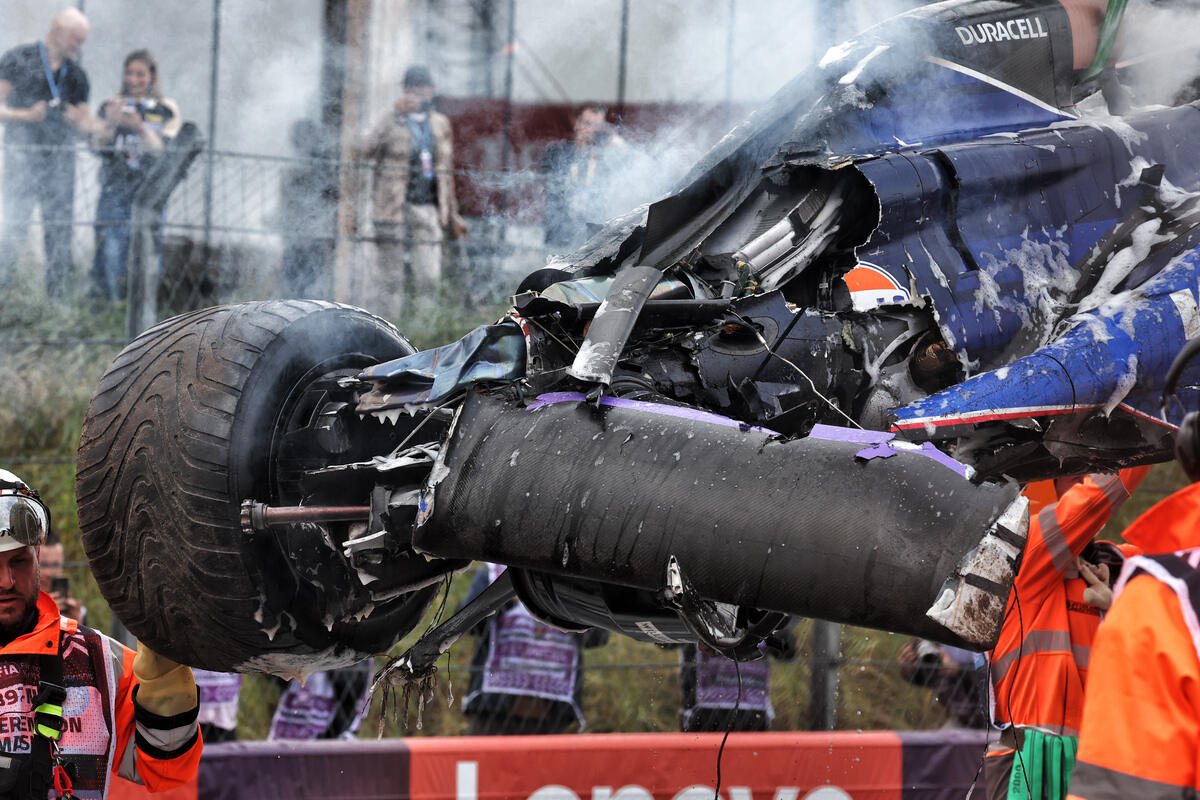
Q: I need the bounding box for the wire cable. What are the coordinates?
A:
[728,309,863,429]
[712,658,742,800]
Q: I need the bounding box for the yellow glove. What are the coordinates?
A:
[132,641,198,717]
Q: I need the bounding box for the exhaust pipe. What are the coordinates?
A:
[414,392,1026,648]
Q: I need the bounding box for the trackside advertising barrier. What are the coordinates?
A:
[109,729,989,800]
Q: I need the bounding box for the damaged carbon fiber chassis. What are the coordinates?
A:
[413,392,1024,649]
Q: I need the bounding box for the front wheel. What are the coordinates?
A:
[77,300,443,673]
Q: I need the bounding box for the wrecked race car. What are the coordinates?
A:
[75,0,1200,676]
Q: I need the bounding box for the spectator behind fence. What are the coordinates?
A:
[0,8,92,300]
[279,119,336,299]
[462,564,607,735]
[37,526,84,624]
[358,65,467,320]
[897,638,988,729]
[677,624,794,733]
[268,660,374,740]
[194,668,242,743]
[90,49,181,301]
[539,103,627,251]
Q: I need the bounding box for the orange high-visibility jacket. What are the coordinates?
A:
[989,467,1150,734]
[1069,481,1200,800]
[0,592,202,795]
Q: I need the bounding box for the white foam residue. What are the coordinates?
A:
[1077,109,1148,154]
[836,82,873,111]
[1080,219,1173,310]
[1104,354,1139,417]
[972,228,1075,341]
[1105,117,1149,152]
[237,644,353,681]
[839,44,890,85]
[819,41,857,69]
[1159,175,1200,208]
[1171,288,1200,339]
[1072,312,1115,345]
[1115,156,1154,209]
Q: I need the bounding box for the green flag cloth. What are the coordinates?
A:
[1008,729,1079,800]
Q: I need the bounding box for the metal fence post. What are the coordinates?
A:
[809,620,840,730]
[124,123,205,340]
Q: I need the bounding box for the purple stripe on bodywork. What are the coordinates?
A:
[809,423,893,444]
[528,392,778,433]
[809,424,972,478]
[529,395,971,477]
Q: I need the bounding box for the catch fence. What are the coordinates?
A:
[0,139,548,334]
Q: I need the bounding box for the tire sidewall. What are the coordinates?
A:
[225,304,418,657]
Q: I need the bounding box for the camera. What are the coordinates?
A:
[50,576,69,596]
[910,639,944,687]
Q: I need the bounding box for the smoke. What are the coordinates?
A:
[1117,2,1200,107]
[462,0,928,256]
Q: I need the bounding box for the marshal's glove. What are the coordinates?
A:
[133,641,198,717]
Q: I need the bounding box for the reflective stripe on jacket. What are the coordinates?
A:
[990,467,1149,734]
[1069,481,1200,800]
[0,591,201,797]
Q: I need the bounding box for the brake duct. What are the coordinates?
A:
[412,391,1027,649]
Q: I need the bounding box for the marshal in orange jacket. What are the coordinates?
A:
[1069,480,1200,800]
[989,467,1150,734]
[0,591,202,796]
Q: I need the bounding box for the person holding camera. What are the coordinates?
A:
[0,8,93,300]
[981,468,1149,800]
[90,49,181,300]
[898,638,988,729]
[358,65,467,320]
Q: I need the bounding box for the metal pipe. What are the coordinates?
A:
[809,620,840,731]
[203,0,222,250]
[241,501,370,533]
[616,0,630,119]
[735,214,795,264]
[481,0,496,97]
[500,0,516,177]
[496,0,517,224]
[725,0,735,115]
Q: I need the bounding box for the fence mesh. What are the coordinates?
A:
[0,141,1189,741]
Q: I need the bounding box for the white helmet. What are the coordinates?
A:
[0,469,49,553]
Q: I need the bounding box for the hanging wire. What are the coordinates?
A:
[728,309,863,429]
[712,658,743,800]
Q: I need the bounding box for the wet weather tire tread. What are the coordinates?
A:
[76,301,423,671]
